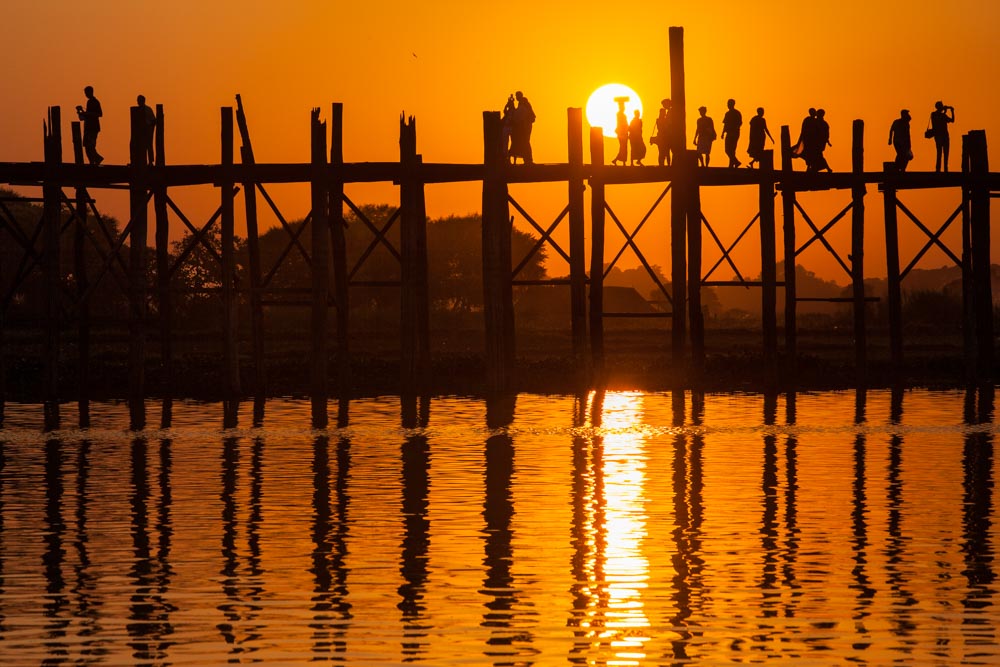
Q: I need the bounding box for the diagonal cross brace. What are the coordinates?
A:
[793,198,852,279]
[509,196,570,279]
[604,201,672,303]
[899,200,963,281]
[604,184,671,277]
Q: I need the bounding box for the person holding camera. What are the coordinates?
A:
[76,86,104,165]
[928,101,955,172]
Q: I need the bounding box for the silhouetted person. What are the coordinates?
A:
[661,98,678,166]
[133,95,156,165]
[721,98,742,168]
[611,97,629,165]
[501,94,516,162]
[651,107,669,166]
[693,106,716,167]
[792,107,817,169]
[888,109,912,172]
[746,107,774,169]
[813,108,832,172]
[76,85,103,165]
[929,101,955,172]
[628,109,646,166]
[510,91,535,164]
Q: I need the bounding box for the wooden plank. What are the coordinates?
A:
[128,105,149,429]
[882,161,903,371]
[482,111,515,395]
[567,107,587,377]
[851,119,867,385]
[588,127,606,379]
[310,109,330,427]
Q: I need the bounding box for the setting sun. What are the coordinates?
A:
[586,83,644,138]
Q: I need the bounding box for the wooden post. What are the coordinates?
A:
[482,111,515,395]
[153,105,172,428]
[399,114,430,403]
[71,120,90,428]
[329,103,349,426]
[220,107,241,428]
[669,26,687,361]
[851,120,867,385]
[685,150,704,371]
[567,107,587,378]
[759,150,777,384]
[588,127,606,380]
[128,106,149,430]
[234,96,265,418]
[882,161,903,371]
[780,126,797,367]
[42,107,62,429]
[961,135,975,382]
[310,108,330,428]
[968,130,993,382]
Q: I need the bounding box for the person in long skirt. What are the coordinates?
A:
[611,97,629,165]
[746,107,774,169]
[629,109,646,166]
[694,106,716,167]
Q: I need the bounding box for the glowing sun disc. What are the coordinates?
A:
[586,83,644,138]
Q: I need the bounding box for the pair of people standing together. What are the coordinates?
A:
[888,102,955,172]
[611,96,647,166]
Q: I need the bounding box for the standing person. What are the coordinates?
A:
[693,106,716,167]
[721,98,742,168]
[661,98,677,166]
[501,94,516,163]
[510,91,535,164]
[888,109,912,172]
[792,107,817,170]
[134,94,157,165]
[611,97,629,165]
[628,109,646,166]
[651,106,670,166]
[928,101,955,172]
[813,108,832,172]
[76,85,104,165]
[746,107,774,169]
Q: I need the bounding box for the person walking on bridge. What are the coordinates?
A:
[76,85,104,165]
[888,109,912,172]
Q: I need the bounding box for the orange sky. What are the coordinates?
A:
[3,0,999,282]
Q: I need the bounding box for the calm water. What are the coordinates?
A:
[0,388,996,665]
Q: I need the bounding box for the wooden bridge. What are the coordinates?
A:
[0,27,996,430]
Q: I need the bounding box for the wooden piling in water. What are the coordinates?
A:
[220,107,241,427]
[310,108,330,427]
[42,107,62,429]
[684,150,704,371]
[669,26,687,361]
[882,161,903,371]
[780,126,797,370]
[128,106,149,429]
[71,120,90,428]
[153,105,172,428]
[329,103,350,425]
[961,135,975,383]
[588,127,606,379]
[967,129,993,382]
[851,120,867,385]
[759,150,777,384]
[567,107,587,380]
[481,111,515,395]
[399,114,430,399]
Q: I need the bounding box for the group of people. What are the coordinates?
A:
[502,91,536,164]
[889,101,955,172]
[612,96,648,166]
[791,107,833,172]
[74,85,157,166]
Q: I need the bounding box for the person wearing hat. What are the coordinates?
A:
[693,106,716,167]
[888,109,912,172]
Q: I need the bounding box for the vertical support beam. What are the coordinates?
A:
[882,161,903,372]
[968,129,993,382]
[481,111,515,395]
[588,127,606,379]
[329,103,349,426]
[780,125,797,367]
[759,150,778,384]
[153,104,172,428]
[669,26,687,361]
[220,107,240,427]
[685,150,704,371]
[850,120,867,385]
[961,135,975,382]
[567,107,587,379]
[235,95,265,421]
[71,120,90,428]
[400,114,430,412]
[42,106,62,429]
[310,108,330,428]
[128,105,149,429]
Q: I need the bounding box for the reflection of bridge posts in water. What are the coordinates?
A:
[2,25,999,429]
